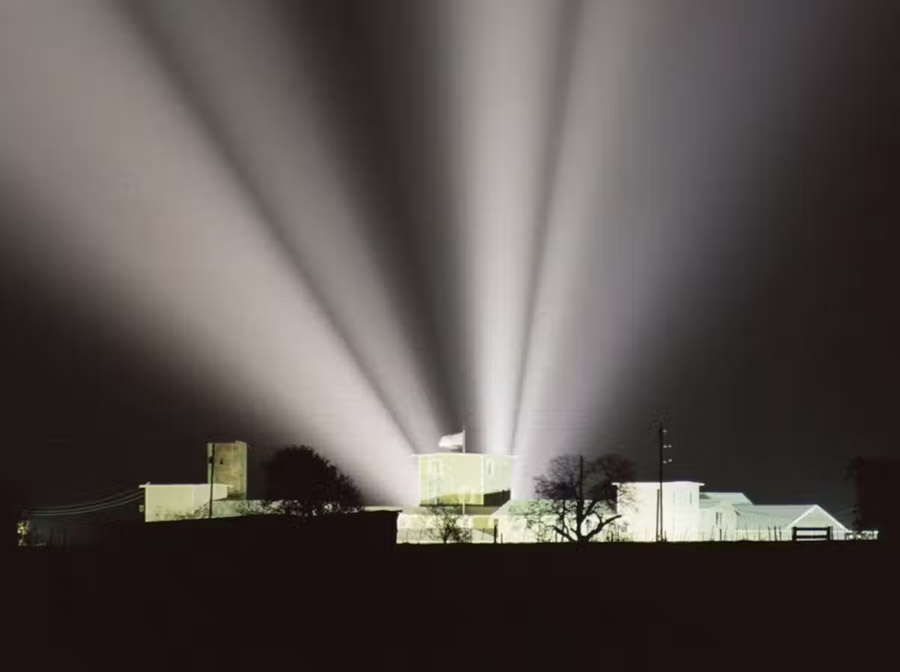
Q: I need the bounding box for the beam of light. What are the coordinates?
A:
[1,0,874,505]
[511,0,652,494]
[0,0,417,503]
[512,0,852,496]
[120,0,454,457]
[441,0,575,455]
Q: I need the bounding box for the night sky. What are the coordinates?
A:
[1,0,898,520]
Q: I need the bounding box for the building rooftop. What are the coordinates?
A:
[733,504,847,531]
[700,492,754,506]
[615,481,705,487]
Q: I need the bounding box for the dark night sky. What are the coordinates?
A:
[1,0,898,520]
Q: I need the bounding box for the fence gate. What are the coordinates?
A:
[792,526,832,541]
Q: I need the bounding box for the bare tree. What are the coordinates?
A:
[425,502,472,543]
[515,500,560,542]
[533,454,635,546]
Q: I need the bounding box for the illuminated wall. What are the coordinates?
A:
[616,482,703,542]
[698,501,739,541]
[141,483,228,522]
[416,453,514,505]
[206,441,248,500]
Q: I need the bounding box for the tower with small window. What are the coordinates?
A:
[207,441,248,500]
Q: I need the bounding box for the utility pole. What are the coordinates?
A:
[579,455,584,542]
[208,442,216,520]
[656,426,672,541]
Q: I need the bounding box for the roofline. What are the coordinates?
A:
[787,505,848,531]
[411,453,517,458]
[139,483,225,488]
[613,481,705,486]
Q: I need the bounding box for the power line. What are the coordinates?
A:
[28,491,142,512]
[26,491,143,516]
[23,488,141,511]
[28,499,143,517]
[29,499,143,517]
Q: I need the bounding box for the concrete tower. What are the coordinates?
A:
[207,441,248,500]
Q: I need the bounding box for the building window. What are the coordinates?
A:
[486,460,494,477]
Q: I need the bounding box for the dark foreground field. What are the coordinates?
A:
[9,541,898,665]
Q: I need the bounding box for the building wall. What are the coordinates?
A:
[143,484,228,522]
[735,507,849,541]
[491,502,630,544]
[617,482,702,542]
[493,504,548,543]
[790,506,845,532]
[207,441,248,500]
[483,456,514,503]
[699,505,738,541]
[417,454,513,505]
[396,510,478,544]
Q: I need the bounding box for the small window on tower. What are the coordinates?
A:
[486,460,494,477]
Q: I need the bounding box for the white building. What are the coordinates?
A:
[615,481,704,542]
[140,441,251,522]
[391,453,853,543]
[140,483,229,522]
[699,492,852,541]
[416,451,515,506]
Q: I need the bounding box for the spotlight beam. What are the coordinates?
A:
[0,0,418,503]
[510,0,584,456]
[120,0,454,455]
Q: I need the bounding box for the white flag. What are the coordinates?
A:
[438,430,465,450]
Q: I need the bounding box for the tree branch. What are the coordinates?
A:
[554,525,576,542]
[584,513,622,541]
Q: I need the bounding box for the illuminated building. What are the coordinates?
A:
[416,452,514,506]
[137,441,856,542]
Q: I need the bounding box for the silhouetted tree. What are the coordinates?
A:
[847,456,900,540]
[424,502,472,543]
[263,445,363,517]
[532,453,635,546]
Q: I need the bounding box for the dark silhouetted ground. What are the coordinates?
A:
[8,537,897,665]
